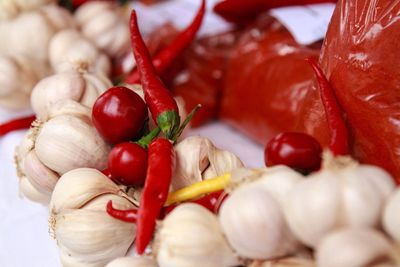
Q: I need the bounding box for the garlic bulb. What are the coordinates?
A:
[155,203,239,267]
[316,228,396,267]
[49,29,111,75]
[172,136,244,190]
[49,168,137,267]
[249,257,315,267]
[284,154,396,248]
[106,256,158,267]
[0,0,56,20]
[15,100,110,203]
[383,188,400,243]
[31,70,111,120]
[75,1,130,58]
[219,182,298,260]
[0,4,75,61]
[0,54,50,110]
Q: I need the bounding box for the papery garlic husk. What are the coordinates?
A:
[106,256,158,267]
[383,188,400,243]
[248,257,315,267]
[316,228,397,267]
[49,29,111,75]
[31,69,111,120]
[0,4,75,61]
[219,182,298,260]
[49,168,137,267]
[172,136,244,191]
[0,0,56,20]
[283,153,396,248]
[0,54,50,110]
[155,203,240,267]
[75,1,130,58]
[15,100,110,203]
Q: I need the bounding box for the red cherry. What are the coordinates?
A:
[92,86,148,144]
[265,132,322,172]
[108,142,148,186]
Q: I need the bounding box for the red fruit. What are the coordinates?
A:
[92,86,148,144]
[265,132,322,172]
[108,142,148,186]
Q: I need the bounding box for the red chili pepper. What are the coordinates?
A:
[106,200,138,223]
[307,58,349,156]
[136,137,175,254]
[129,11,180,139]
[0,115,36,137]
[125,0,206,84]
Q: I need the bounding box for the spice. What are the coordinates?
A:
[106,200,138,223]
[0,115,35,137]
[136,137,175,254]
[125,0,206,84]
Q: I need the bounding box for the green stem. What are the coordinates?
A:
[172,104,201,142]
[136,127,161,149]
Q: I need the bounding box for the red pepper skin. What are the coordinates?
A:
[106,200,138,223]
[108,142,148,186]
[125,0,206,84]
[92,86,148,144]
[136,138,175,255]
[307,58,348,156]
[265,132,322,172]
[0,115,36,137]
[130,11,180,138]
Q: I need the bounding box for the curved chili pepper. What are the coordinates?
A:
[106,200,138,223]
[307,58,349,156]
[130,11,180,139]
[0,115,36,137]
[125,0,206,84]
[136,137,175,254]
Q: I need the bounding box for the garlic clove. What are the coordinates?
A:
[79,72,112,108]
[219,183,298,260]
[19,175,50,204]
[106,256,159,267]
[47,99,92,120]
[155,203,240,267]
[316,228,394,267]
[383,188,400,243]
[204,148,244,179]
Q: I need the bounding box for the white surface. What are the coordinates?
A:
[0,120,264,267]
[270,3,335,45]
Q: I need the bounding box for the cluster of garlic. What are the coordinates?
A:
[0,0,56,20]
[15,100,110,204]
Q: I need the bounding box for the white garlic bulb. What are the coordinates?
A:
[172,136,244,190]
[49,168,137,267]
[49,29,111,75]
[106,256,158,267]
[75,1,130,58]
[383,188,400,243]
[31,70,111,120]
[316,228,395,267]
[155,203,240,267]
[284,155,396,248]
[0,0,56,20]
[15,100,110,203]
[249,257,315,267]
[0,54,50,110]
[219,182,298,260]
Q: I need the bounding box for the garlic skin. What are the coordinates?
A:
[172,136,244,190]
[0,0,56,20]
[316,228,395,267]
[106,257,158,267]
[15,100,110,203]
[49,168,137,267]
[155,203,239,267]
[75,1,130,58]
[31,70,111,120]
[249,257,315,267]
[219,182,298,260]
[0,54,50,110]
[49,29,111,75]
[284,155,396,248]
[383,189,400,243]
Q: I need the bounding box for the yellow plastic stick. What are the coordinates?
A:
[165,173,231,206]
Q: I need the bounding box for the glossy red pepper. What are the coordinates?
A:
[0,115,36,137]
[130,11,180,139]
[307,58,349,156]
[136,137,175,254]
[106,200,138,223]
[125,0,206,84]
[214,0,337,24]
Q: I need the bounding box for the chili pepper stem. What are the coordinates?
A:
[136,127,161,148]
[156,110,180,139]
[172,104,202,142]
